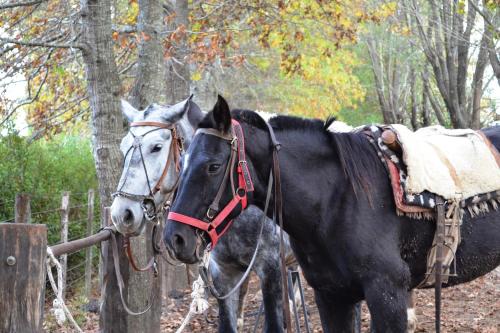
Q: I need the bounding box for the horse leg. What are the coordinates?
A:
[364,276,409,333]
[257,265,285,333]
[369,290,416,333]
[213,271,242,333]
[314,290,356,333]
[236,275,250,332]
[406,290,417,333]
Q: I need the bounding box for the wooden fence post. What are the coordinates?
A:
[15,193,31,224]
[100,207,130,333]
[0,223,47,333]
[60,191,70,300]
[85,189,95,301]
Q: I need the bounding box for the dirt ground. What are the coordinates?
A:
[54,267,499,332]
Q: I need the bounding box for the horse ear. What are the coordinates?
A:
[161,96,192,123]
[212,95,231,133]
[121,99,139,122]
[185,95,205,128]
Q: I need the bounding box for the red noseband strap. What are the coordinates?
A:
[167,120,253,247]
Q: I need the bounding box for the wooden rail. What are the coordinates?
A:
[49,225,116,257]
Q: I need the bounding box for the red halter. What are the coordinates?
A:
[167,120,254,247]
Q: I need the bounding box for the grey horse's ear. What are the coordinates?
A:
[161,95,203,125]
[185,95,204,128]
[121,99,139,122]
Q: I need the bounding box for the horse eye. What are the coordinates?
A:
[208,163,221,174]
[151,144,162,153]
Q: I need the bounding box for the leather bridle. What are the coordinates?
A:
[106,120,186,316]
[113,121,183,220]
[168,119,254,248]
[112,121,183,272]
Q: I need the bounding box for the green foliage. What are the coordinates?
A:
[0,133,99,274]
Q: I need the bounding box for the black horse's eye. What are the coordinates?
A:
[151,144,162,153]
[208,163,221,174]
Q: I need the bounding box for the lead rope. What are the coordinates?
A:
[46,247,84,333]
[175,252,211,333]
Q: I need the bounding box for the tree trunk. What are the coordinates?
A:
[409,0,485,128]
[192,69,218,111]
[410,69,419,130]
[162,0,198,297]
[129,0,167,109]
[422,82,431,127]
[125,1,166,332]
[470,32,489,129]
[165,0,191,104]
[79,1,130,332]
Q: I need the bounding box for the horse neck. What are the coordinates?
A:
[246,127,349,239]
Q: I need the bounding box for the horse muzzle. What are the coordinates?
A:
[111,197,146,236]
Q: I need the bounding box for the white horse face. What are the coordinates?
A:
[111,97,202,236]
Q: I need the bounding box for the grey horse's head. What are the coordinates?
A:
[111,96,204,236]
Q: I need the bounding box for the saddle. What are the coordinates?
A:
[364,124,500,286]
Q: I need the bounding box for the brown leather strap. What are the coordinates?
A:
[152,127,181,195]
[266,121,293,332]
[233,121,254,191]
[434,196,445,333]
[208,143,237,216]
[108,230,154,316]
[124,236,157,272]
[130,121,174,129]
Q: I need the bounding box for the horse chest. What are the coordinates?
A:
[290,239,355,294]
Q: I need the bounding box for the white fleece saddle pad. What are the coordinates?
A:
[390,124,500,201]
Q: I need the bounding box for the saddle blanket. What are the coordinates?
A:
[391,124,500,202]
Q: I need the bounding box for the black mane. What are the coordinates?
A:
[199,109,333,134]
[329,131,383,200]
[199,108,382,198]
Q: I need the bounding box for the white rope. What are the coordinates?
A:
[175,252,211,333]
[46,247,84,333]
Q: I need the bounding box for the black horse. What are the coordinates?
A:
[164,96,500,332]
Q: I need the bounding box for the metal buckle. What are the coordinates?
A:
[236,188,246,199]
[206,207,216,220]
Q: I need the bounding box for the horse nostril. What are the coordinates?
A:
[123,209,134,225]
[172,234,185,252]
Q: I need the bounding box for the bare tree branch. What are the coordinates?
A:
[0,37,84,50]
[0,0,46,10]
[469,0,500,33]
[0,64,49,127]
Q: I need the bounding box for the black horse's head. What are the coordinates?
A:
[163,95,268,263]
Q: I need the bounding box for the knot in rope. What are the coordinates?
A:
[175,251,211,333]
[190,276,209,314]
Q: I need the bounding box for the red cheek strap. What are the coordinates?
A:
[167,193,245,247]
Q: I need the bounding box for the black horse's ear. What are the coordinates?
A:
[212,95,231,133]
